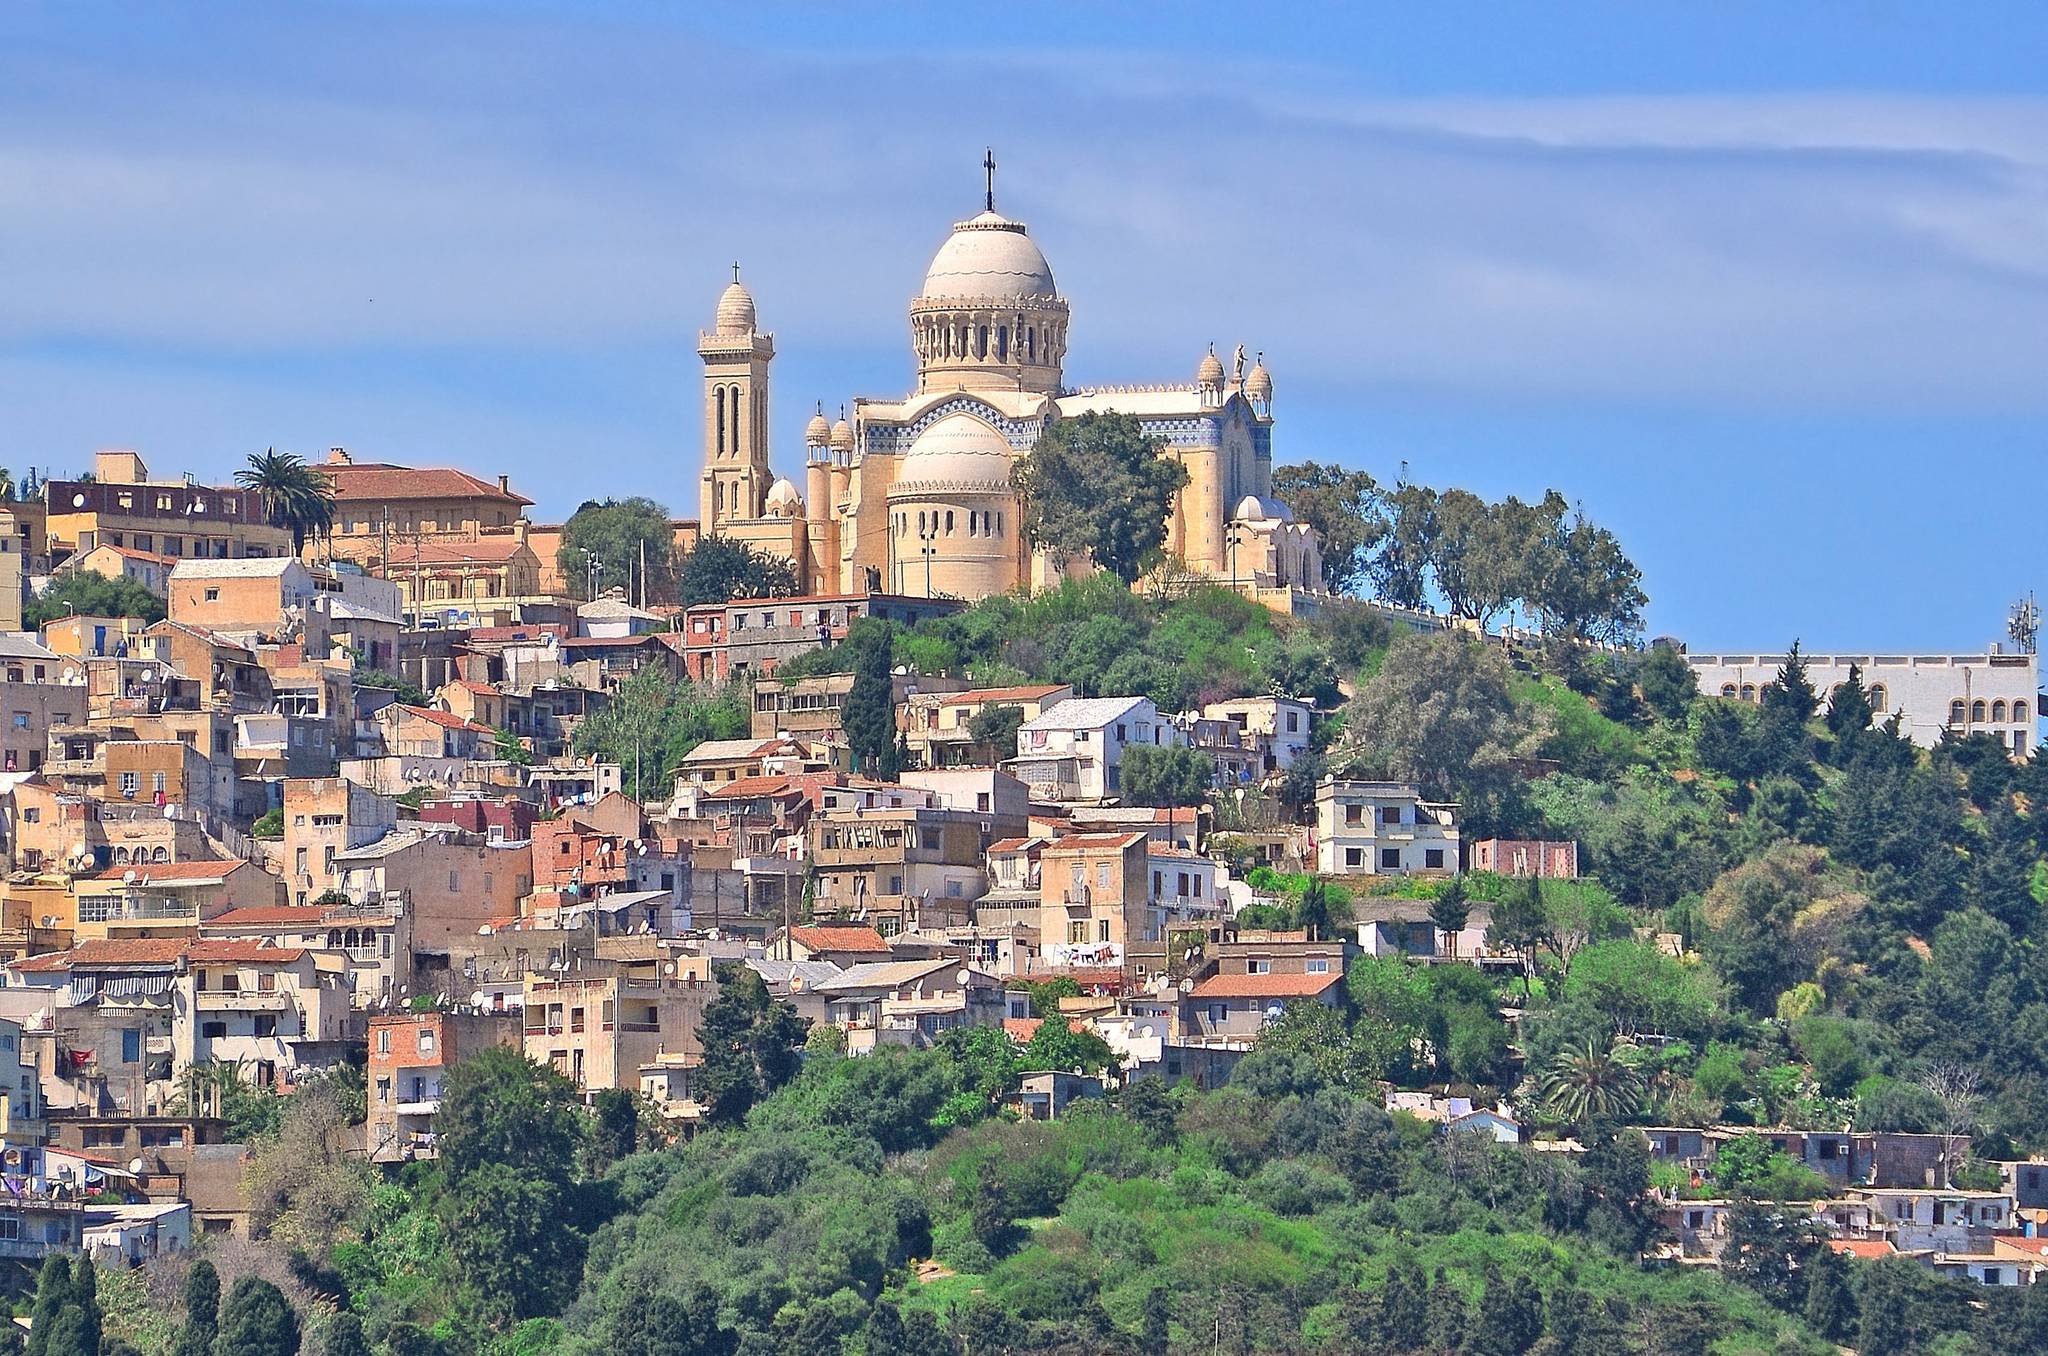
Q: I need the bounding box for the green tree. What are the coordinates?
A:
[1014,411,1188,584]
[1531,504,1646,644]
[1336,629,1544,830]
[177,1259,221,1356]
[27,1254,74,1356]
[1539,1040,1646,1129]
[1824,662,1874,745]
[964,703,1025,760]
[1802,1242,1857,1342]
[445,1161,580,1324]
[559,496,675,603]
[675,535,799,608]
[840,617,898,778]
[26,570,167,627]
[571,665,751,801]
[213,1276,299,1356]
[695,964,810,1124]
[1117,744,1213,808]
[1486,877,1547,1003]
[1427,878,1471,959]
[1269,462,1382,595]
[236,448,336,555]
[435,1047,584,1185]
[590,1087,641,1170]
[1635,645,1699,722]
[318,1316,368,1356]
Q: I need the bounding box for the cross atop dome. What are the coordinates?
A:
[983,147,997,213]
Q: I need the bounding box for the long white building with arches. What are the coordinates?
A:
[1685,648,2039,754]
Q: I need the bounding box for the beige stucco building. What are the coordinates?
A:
[693,171,1324,608]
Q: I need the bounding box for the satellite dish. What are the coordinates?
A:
[122,870,137,884]
[71,493,86,508]
[957,970,971,986]
[662,961,677,976]
[190,500,206,513]
[128,1157,144,1175]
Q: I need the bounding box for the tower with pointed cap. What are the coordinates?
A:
[699,264,776,531]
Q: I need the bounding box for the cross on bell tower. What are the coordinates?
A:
[983,147,996,212]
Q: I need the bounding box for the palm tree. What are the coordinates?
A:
[235,448,335,555]
[1540,1040,1646,1130]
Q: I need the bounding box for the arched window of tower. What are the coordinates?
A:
[715,388,726,455]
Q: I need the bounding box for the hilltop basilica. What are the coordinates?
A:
[695,164,1324,608]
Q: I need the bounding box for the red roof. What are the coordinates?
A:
[704,775,802,801]
[382,536,534,566]
[1045,832,1149,851]
[92,859,241,883]
[394,704,493,733]
[1829,1239,1897,1260]
[203,906,328,929]
[987,838,1040,854]
[789,924,891,955]
[1003,1016,1089,1042]
[938,685,1067,707]
[317,461,533,507]
[12,937,305,972]
[1189,972,1343,1000]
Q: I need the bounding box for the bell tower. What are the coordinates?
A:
[699,265,775,530]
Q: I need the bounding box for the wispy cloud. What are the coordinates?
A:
[3,5,2045,483]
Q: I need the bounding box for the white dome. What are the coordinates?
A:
[765,478,803,515]
[714,281,756,334]
[920,211,1057,302]
[892,413,1015,494]
[1246,356,1272,402]
[1233,495,1294,523]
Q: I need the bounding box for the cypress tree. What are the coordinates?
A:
[27,1254,75,1356]
[68,1259,99,1356]
[1425,1271,1466,1354]
[1803,1247,1856,1344]
[1377,1261,1427,1352]
[178,1259,220,1356]
[213,1277,299,1356]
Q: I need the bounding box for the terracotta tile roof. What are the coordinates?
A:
[1829,1239,1896,1260]
[13,939,186,972]
[789,925,892,954]
[1189,971,1343,1000]
[393,704,493,733]
[1045,832,1149,851]
[93,545,177,565]
[383,536,535,566]
[447,679,500,695]
[938,685,1067,707]
[987,838,1039,854]
[92,859,242,883]
[1003,1016,1089,1042]
[203,906,329,929]
[317,461,533,507]
[704,775,801,801]
[13,937,306,971]
[184,940,307,964]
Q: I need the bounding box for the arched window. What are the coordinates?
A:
[1739,684,1756,702]
[1869,684,1887,711]
[1951,699,1967,724]
[1972,699,1988,723]
[327,930,342,948]
[997,326,1008,361]
[2016,701,2030,724]
[978,325,989,359]
[1994,700,2009,722]
[945,511,954,534]
[715,388,726,455]
[1026,327,1035,362]
[996,512,1004,535]
[1720,683,1737,698]
[731,385,743,450]
[112,847,128,865]
[153,846,168,863]
[917,511,927,534]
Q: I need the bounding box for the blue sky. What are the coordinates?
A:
[3,2,2045,649]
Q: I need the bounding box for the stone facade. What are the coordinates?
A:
[691,174,1323,608]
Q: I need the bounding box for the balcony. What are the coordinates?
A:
[196,989,290,1011]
